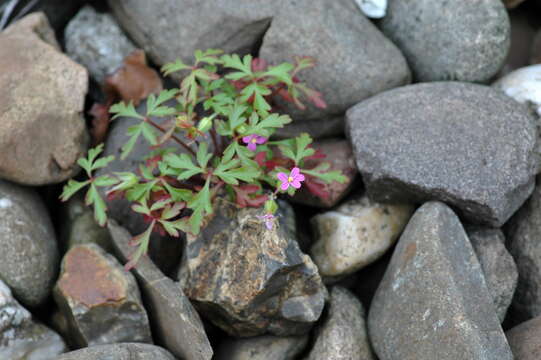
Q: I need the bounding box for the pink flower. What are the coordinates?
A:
[242,134,267,151]
[257,213,276,230]
[277,167,305,190]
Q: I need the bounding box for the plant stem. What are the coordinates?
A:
[144,117,196,156]
[210,127,220,155]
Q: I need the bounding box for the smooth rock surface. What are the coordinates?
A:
[0,180,59,307]
[346,82,539,227]
[217,334,308,360]
[54,244,152,347]
[494,64,541,117]
[368,202,513,360]
[310,196,414,280]
[506,315,541,359]
[355,0,387,19]
[57,343,176,360]
[109,221,213,360]
[380,0,509,82]
[0,14,88,185]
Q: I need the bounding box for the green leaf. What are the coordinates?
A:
[121,123,157,160]
[163,183,193,202]
[108,172,139,194]
[93,175,118,187]
[245,113,292,137]
[110,101,144,120]
[196,142,213,169]
[125,180,158,202]
[85,184,108,226]
[261,62,294,85]
[222,54,253,78]
[240,82,271,115]
[164,153,203,180]
[162,59,191,76]
[159,217,190,237]
[194,49,223,65]
[146,89,179,117]
[302,168,348,184]
[91,155,115,172]
[125,221,155,270]
[294,133,314,164]
[60,179,90,202]
[140,122,158,145]
[187,178,212,234]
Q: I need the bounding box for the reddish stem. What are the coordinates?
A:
[144,117,196,156]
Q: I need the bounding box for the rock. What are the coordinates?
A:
[29,0,87,32]
[53,244,152,347]
[3,12,59,49]
[57,343,176,360]
[380,0,510,82]
[0,14,88,185]
[355,0,387,19]
[0,279,67,360]
[178,197,327,337]
[493,65,541,117]
[346,82,539,227]
[273,115,344,140]
[310,196,414,281]
[291,139,357,208]
[368,202,513,360]
[506,315,541,359]
[0,180,59,307]
[306,286,375,360]
[467,227,518,323]
[108,221,213,360]
[217,335,308,360]
[504,0,527,9]
[531,30,541,65]
[64,6,137,83]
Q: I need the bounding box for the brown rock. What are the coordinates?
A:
[3,12,59,49]
[57,343,176,360]
[507,316,541,359]
[217,334,308,360]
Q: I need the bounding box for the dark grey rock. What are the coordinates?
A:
[306,286,375,360]
[346,82,539,227]
[56,343,176,360]
[109,221,213,360]
[178,197,327,337]
[467,227,518,323]
[273,116,344,140]
[0,180,59,307]
[368,202,513,360]
[64,6,137,83]
[217,335,308,360]
[380,0,510,82]
[506,315,541,360]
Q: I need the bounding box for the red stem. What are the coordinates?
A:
[144,117,196,156]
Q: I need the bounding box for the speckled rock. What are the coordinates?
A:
[2,12,59,49]
[0,279,67,360]
[306,286,375,360]
[109,221,213,360]
[0,180,59,307]
[273,116,344,140]
[65,6,137,83]
[493,64,541,117]
[53,244,152,347]
[380,0,509,82]
[178,197,327,337]
[0,13,88,185]
[217,335,308,360]
[368,202,513,360]
[467,227,518,323]
[310,196,414,281]
[506,315,541,359]
[57,343,176,360]
[346,82,539,227]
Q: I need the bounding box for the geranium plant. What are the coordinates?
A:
[60,49,346,268]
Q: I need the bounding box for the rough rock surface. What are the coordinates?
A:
[65,6,137,83]
[467,227,518,323]
[310,196,413,280]
[493,64,541,117]
[0,279,67,360]
[506,315,541,359]
[54,244,152,347]
[273,116,344,140]
[368,202,513,360]
[0,180,59,307]
[178,197,327,337]
[346,82,539,227]
[57,343,176,360]
[306,286,375,360]
[380,0,509,82]
[0,13,88,185]
[217,335,308,360]
[109,221,213,360]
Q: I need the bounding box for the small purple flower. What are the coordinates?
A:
[277,167,305,190]
[257,213,276,230]
[242,134,267,151]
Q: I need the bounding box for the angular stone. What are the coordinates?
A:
[3,12,59,49]
[108,221,213,360]
[368,202,513,360]
[467,227,518,323]
[57,343,176,360]
[493,64,541,117]
[217,335,308,360]
[54,244,152,347]
[65,6,137,83]
[346,82,539,227]
[310,196,413,280]
[506,315,541,359]
[306,286,375,360]
[178,197,327,337]
[0,279,67,360]
[380,0,509,82]
[0,180,59,307]
[0,14,88,185]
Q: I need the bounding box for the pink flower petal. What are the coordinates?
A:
[242,135,253,144]
[265,220,273,230]
[255,136,268,144]
[280,181,290,191]
[247,142,257,151]
[277,172,289,182]
[291,180,302,189]
[290,167,300,178]
[295,173,305,182]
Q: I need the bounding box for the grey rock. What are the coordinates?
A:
[467,227,518,323]
[273,116,344,140]
[368,202,513,360]
[53,244,152,347]
[65,6,137,83]
[0,279,67,360]
[108,221,213,360]
[0,180,59,307]
[380,0,510,82]
[493,64,541,117]
[506,315,541,359]
[217,335,308,360]
[346,82,539,227]
[306,286,375,360]
[178,197,327,337]
[57,343,176,360]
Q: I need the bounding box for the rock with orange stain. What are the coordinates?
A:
[53,244,152,347]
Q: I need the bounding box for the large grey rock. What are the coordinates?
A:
[0,279,67,360]
[380,0,510,82]
[493,64,541,117]
[346,82,539,227]
[57,343,176,360]
[368,202,513,360]
[217,335,308,360]
[306,286,375,360]
[178,197,327,337]
[65,6,137,83]
[0,180,59,307]
[506,315,541,359]
[109,221,213,360]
